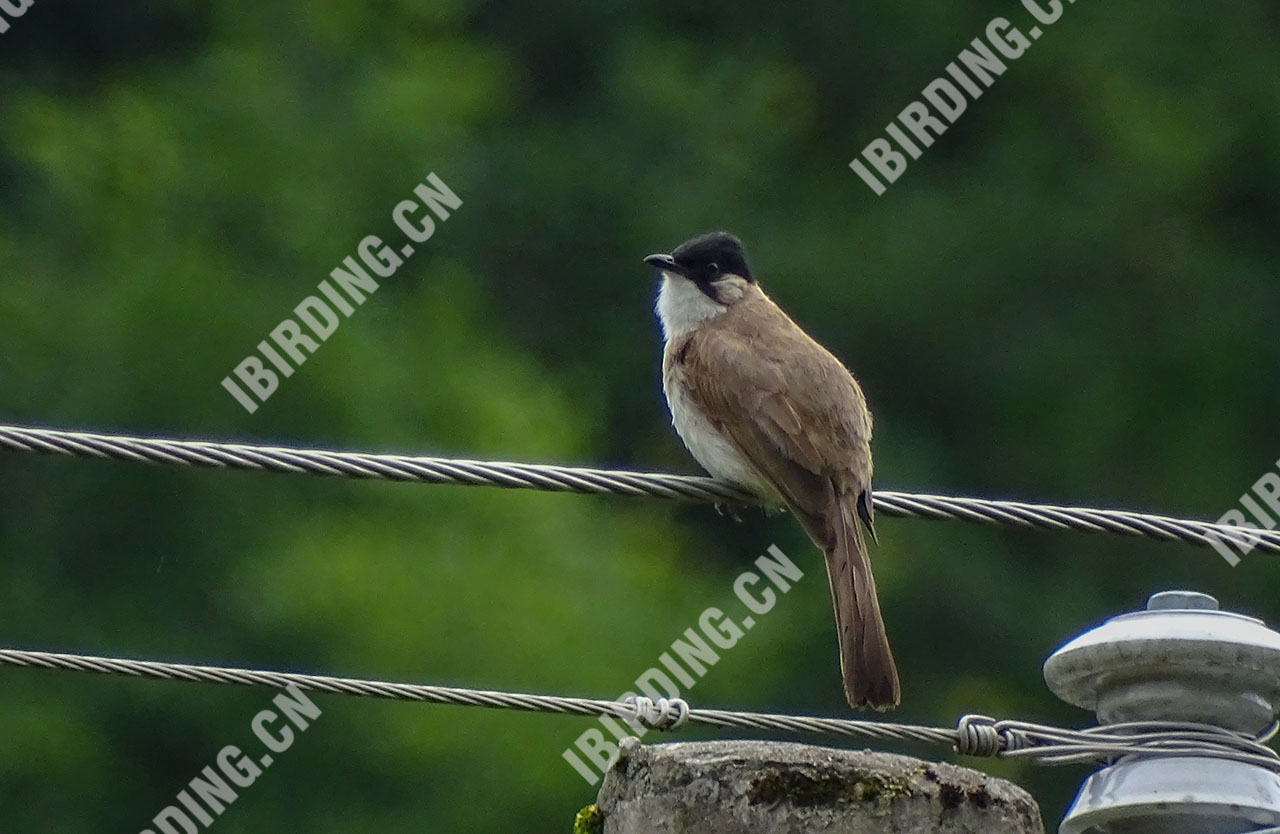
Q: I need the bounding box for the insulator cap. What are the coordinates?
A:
[1049,591,1280,834]
[1044,590,1280,734]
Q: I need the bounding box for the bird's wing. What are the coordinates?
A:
[679,317,874,543]
[679,307,895,708]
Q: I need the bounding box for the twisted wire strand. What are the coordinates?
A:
[0,423,1275,555]
[986,717,1280,771]
[0,647,1276,772]
[0,648,954,746]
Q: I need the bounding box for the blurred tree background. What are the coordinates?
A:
[1,0,1278,830]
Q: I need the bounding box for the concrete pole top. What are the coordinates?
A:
[591,739,1042,834]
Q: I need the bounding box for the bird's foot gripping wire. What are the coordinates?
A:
[712,502,746,522]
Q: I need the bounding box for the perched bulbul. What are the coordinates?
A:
[646,232,899,709]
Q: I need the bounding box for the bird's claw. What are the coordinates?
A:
[712,502,746,522]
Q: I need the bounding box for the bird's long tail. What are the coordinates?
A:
[823,491,900,709]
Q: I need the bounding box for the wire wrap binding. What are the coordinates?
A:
[0,647,1276,772]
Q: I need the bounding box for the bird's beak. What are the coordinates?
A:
[644,253,689,277]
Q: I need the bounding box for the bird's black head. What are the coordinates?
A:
[644,231,755,284]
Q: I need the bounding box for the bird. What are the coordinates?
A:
[645,231,899,709]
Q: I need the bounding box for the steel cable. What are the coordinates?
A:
[0,648,1276,772]
[0,423,1274,555]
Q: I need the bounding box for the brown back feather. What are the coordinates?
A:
[673,289,897,708]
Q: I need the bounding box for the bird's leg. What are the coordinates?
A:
[712,502,747,522]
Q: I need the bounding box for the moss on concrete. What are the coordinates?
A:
[573,803,604,834]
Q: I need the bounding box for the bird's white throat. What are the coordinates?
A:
[655,274,726,342]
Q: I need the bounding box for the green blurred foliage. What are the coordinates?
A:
[1,0,1278,829]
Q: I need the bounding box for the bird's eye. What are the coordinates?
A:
[706,262,720,276]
